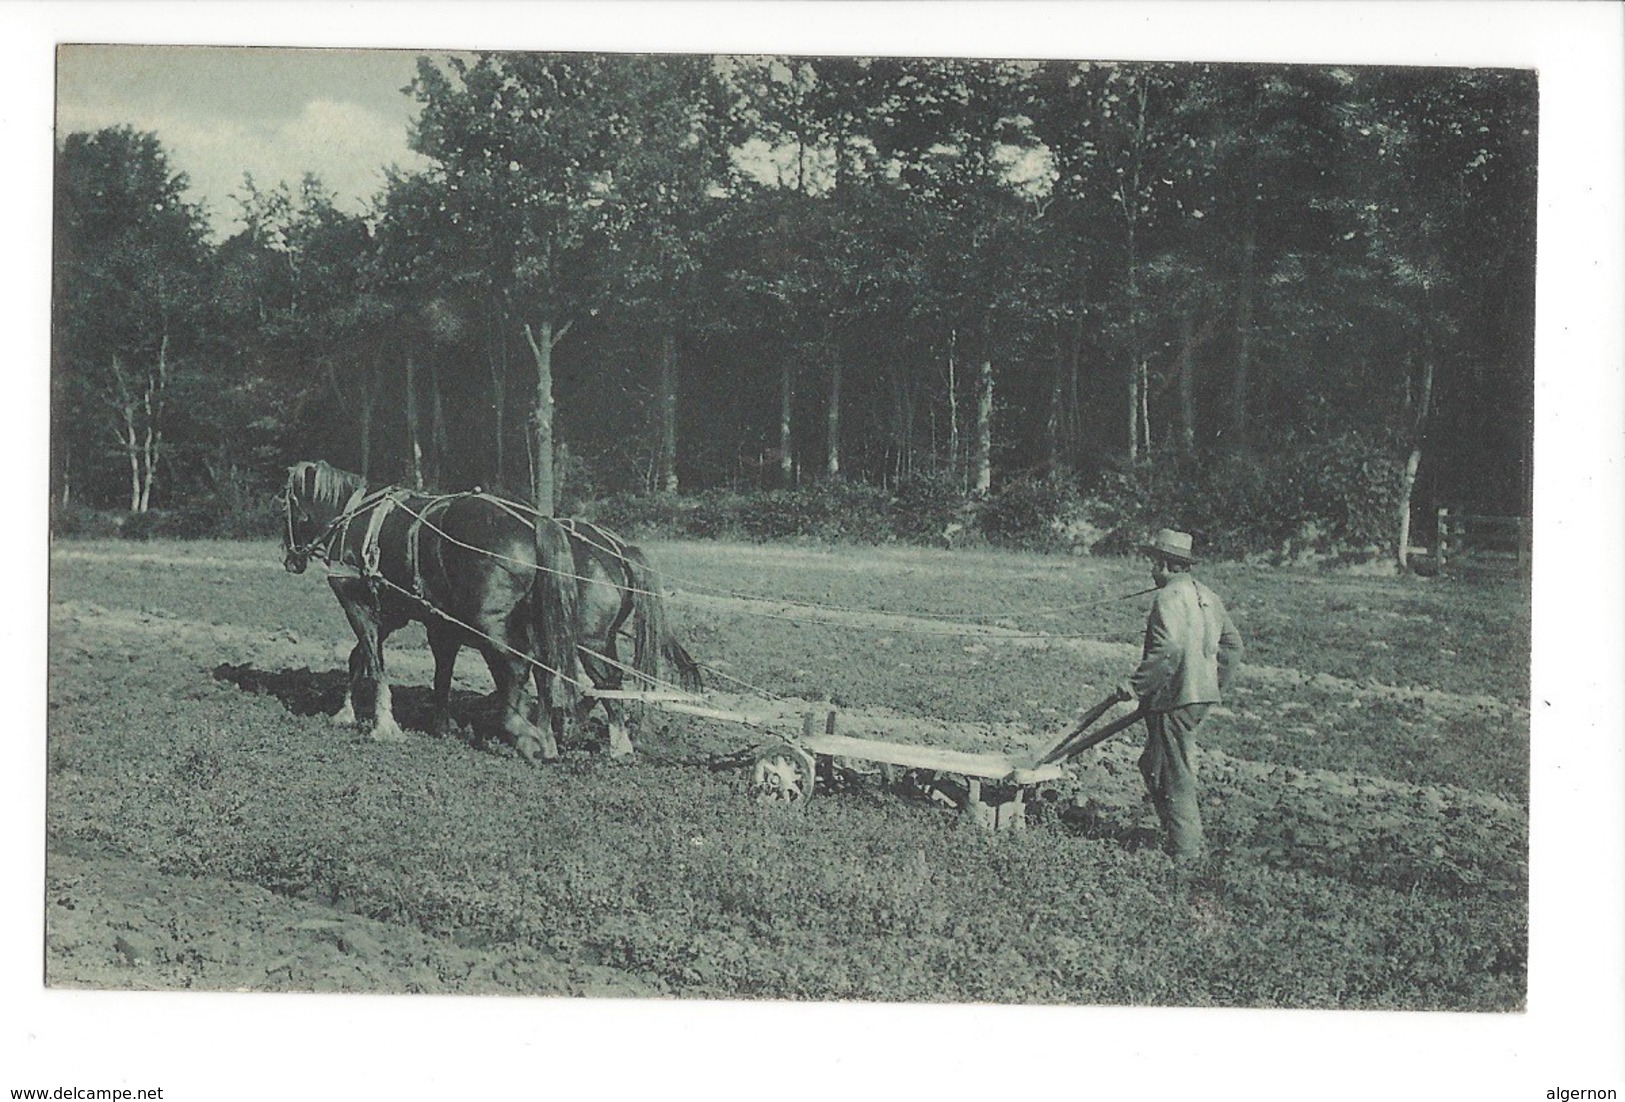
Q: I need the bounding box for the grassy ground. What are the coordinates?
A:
[46,538,1528,1008]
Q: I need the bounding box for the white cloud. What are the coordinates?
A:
[58,96,430,239]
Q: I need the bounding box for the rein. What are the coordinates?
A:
[284,485,370,570]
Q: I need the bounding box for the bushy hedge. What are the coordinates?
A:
[583,476,967,546]
[50,498,281,542]
[978,475,1088,551]
[51,432,1407,562]
[1088,433,1406,561]
[49,500,124,540]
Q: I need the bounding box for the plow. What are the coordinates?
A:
[592,686,1147,830]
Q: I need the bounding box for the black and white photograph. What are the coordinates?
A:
[9,3,1623,1100]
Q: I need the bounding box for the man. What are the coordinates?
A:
[1112,528,1243,862]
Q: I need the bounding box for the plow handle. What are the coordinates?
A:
[1033,698,1150,767]
[1052,707,1146,762]
[1035,693,1126,766]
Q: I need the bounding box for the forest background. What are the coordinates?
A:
[51,49,1536,567]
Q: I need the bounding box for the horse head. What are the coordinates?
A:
[280,460,365,573]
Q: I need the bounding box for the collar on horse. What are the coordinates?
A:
[294,486,477,600]
[287,485,387,573]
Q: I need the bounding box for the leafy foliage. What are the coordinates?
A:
[52,60,1536,557]
[978,475,1084,549]
[1089,432,1406,559]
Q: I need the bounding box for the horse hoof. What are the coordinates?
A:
[332,707,356,727]
[517,734,558,764]
[370,722,408,744]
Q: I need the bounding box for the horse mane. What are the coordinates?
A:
[291,460,368,511]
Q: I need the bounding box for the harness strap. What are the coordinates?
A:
[406,494,454,596]
[477,492,546,533]
[330,486,371,567]
[358,489,411,578]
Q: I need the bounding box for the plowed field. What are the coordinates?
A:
[45,539,1529,1009]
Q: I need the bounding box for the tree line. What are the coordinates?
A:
[51,54,1536,561]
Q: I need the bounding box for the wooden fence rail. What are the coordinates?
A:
[1435,508,1531,575]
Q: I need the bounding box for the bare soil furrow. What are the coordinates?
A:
[51,598,1526,840]
[673,591,1523,717]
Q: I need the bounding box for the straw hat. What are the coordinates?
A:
[1139,528,1198,564]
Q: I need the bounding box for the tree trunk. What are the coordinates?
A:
[1396,351,1437,572]
[946,331,960,489]
[110,343,164,514]
[112,354,140,511]
[141,333,167,513]
[1137,357,1151,457]
[658,330,679,493]
[358,353,376,482]
[358,389,374,483]
[405,349,425,491]
[523,320,557,516]
[1120,76,1148,464]
[1177,312,1197,452]
[1231,211,1258,451]
[1046,329,1067,475]
[428,357,450,487]
[1067,312,1083,472]
[1126,351,1140,464]
[893,373,915,482]
[778,358,794,486]
[826,349,842,479]
[974,355,993,495]
[488,303,508,488]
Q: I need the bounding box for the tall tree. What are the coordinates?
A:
[1339,68,1538,567]
[610,55,740,493]
[233,174,387,477]
[54,126,212,512]
[409,53,635,513]
[882,57,1048,490]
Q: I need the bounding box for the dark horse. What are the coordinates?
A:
[279,460,699,761]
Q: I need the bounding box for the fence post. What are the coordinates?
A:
[1436,507,1449,574]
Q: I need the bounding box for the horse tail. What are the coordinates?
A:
[622,544,702,693]
[532,517,583,710]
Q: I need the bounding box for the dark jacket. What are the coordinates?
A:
[1130,574,1243,712]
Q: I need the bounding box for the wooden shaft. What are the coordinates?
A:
[1035,692,1127,766]
[1055,708,1146,762]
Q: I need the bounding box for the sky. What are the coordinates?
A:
[53,44,1052,239]
[57,44,437,238]
[12,4,1625,1101]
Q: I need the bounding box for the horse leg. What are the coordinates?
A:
[368,624,406,743]
[333,644,362,726]
[532,651,579,756]
[330,577,404,743]
[603,699,635,762]
[488,650,557,763]
[426,622,462,740]
[579,647,634,761]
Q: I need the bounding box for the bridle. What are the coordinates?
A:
[280,477,366,574]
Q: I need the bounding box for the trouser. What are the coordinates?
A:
[1138,703,1212,862]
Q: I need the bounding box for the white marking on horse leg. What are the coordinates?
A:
[517,726,559,764]
[537,726,560,761]
[333,686,357,726]
[370,682,406,743]
[607,715,634,761]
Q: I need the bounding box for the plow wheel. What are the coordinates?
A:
[751,742,817,805]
